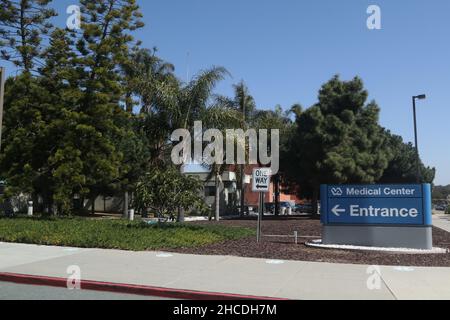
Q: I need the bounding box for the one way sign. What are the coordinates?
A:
[252,168,272,193]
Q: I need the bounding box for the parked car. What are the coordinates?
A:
[294,203,314,214]
[263,202,295,215]
[238,205,256,215]
[277,202,294,215]
[264,203,275,214]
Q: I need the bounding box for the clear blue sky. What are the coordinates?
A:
[4,0,450,185]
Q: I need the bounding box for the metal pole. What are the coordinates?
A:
[0,67,5,151]
[412,97,421,183]
[257,192,263,243]
[240,88,246,217]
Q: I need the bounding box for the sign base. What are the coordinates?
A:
[322,225,433,250]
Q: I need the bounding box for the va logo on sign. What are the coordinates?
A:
[331,187,343,197]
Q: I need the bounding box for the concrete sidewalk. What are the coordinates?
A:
[1,242,450,300]
[433,213,450,233]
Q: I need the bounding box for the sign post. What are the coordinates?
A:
[252,168,271,243]
[257,192,263,243]
[320,184,433,249]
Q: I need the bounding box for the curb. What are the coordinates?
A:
[0,272,287,300]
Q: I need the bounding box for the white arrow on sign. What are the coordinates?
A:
[332,205,346,217]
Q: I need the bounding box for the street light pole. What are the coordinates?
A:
[0,67,5,152]
[412,94,426,184]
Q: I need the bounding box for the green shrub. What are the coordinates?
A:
[0,217,254,251]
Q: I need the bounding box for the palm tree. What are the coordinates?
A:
[202,104,242,221]
[216,81,256,216]
[204,162,226,221]
[131,58,229,162]
[119,47,176,217]
[132,60,249,221]
[180,67,231,130]
[121,46,175,114]
[138,65,233,221]
[252,105,298,215]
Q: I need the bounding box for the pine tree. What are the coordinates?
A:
[0,28,82,214]
[0,73,48,199]
[0,0,56,72]
[70,0,144,205]
[379,130,435,184]
[287,76,390,215]
[1,0,146,215]
[38,28,85,213]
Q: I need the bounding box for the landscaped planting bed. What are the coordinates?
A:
[170,217,450,267]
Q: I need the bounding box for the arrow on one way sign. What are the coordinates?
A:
[332,205,346,217]
[252,168,271,193]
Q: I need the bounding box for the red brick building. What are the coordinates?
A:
[236,165,302,207]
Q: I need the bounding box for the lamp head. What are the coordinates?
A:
[415,94,427,100]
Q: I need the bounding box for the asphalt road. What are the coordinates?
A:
[0,282,173,300]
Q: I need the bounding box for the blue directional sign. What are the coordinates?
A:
[320,184,432,226]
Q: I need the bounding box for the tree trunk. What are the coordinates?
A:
[240,164,245,216]
[274,175,280,216]
[42,195,52,217]
[91,196,95,215]
[215,174,220,221]
[208,205,213,221]
[123,191,129,219]
[177,207,185,223]
[32,194,39,215]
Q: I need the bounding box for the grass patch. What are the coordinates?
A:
[0,217,255,251]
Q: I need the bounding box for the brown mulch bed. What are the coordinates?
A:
[168,217,450,267]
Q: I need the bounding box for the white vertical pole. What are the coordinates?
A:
[27,201,33,217]
[128,209,135,221]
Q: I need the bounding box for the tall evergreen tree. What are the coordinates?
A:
[379,130,435,184]
[1,28,82,214]
[38,28,85,213]
[287,76,389,215]
[71,0,144,205]
[0,73,48,199]
[0,0,57,210]
[0,0,56,72]
[1,1,147,215]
